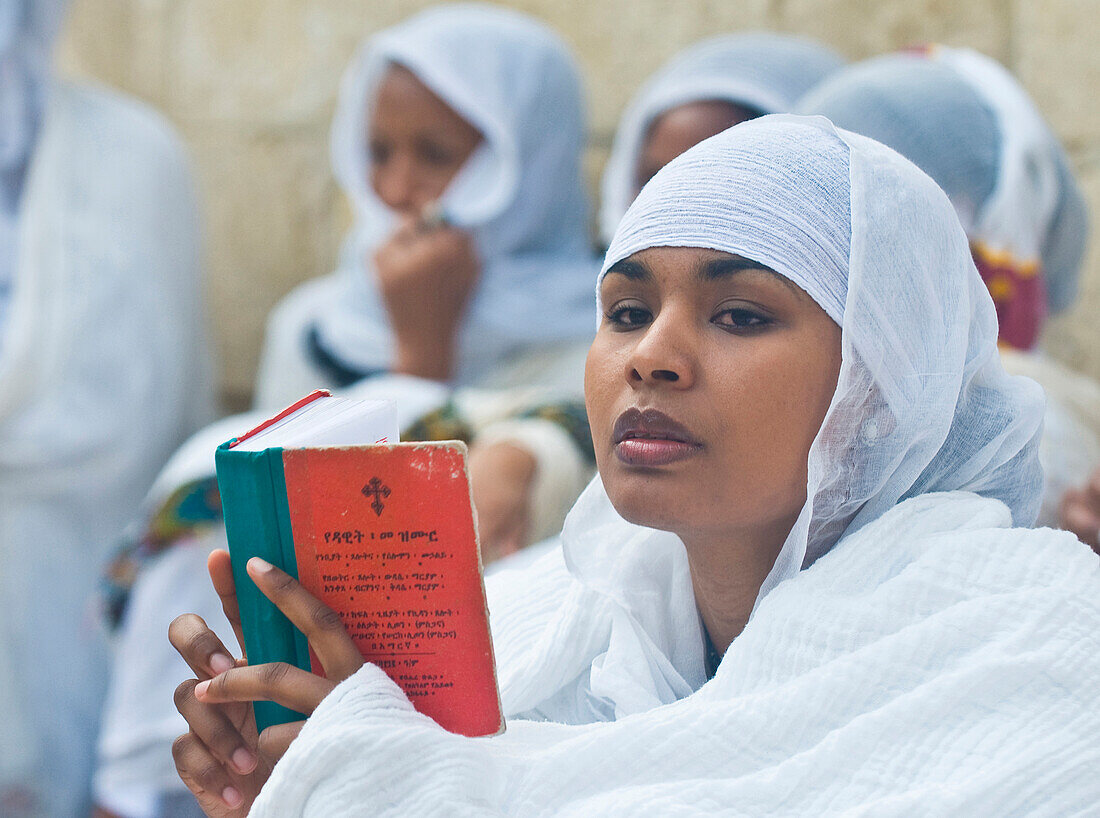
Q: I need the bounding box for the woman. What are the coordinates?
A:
[170,117,1099,815]
[0,2,212,814]
[799,47,1099,533]
[598,32,843,247]
[254,4,597,405]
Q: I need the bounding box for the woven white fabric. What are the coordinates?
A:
[800,48,1088,315]
[598,33,842,245]
[307,4,597,385]
[243,118,1092,816]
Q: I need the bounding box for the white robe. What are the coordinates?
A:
[253,491,1100,816]
[0,80,212,817]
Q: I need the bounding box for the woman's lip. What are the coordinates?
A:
[612,407,700,446]
[615,438,702,466]
[611,407,703,466]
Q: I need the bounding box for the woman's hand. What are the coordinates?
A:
[374,214,480,381]
[468,440,538,564]
[1061,467,1100,554]
[169,551,364,816]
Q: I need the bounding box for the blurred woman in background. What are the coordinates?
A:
[800,45,1100,539]
[598,32,843,248]
[0,1,212,815]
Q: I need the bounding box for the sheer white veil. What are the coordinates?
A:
[570,115,1044,611]
[800,48,1088,316]
[598,33,843,246]
[315,4,598,385]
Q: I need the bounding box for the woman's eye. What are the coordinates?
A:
[606,304,652,328]
[369,141,391,165]
[713,307,772,332]
[420,144,457,166]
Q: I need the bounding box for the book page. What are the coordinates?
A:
[281,442,502,737]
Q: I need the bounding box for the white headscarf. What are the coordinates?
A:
[315,4,598,385]
[593,114,1044,605]
[598,33,843,245]
[0,0,66,342]
[800,47,1088,316]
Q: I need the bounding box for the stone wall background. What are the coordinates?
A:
[56,0,1100,409]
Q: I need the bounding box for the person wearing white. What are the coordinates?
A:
[799,46,1098,530]
[598,32,843,247]
[254,4,598,409]
[0,2,213,815]
[169,116,1099,816]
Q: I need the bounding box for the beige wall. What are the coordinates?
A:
[57,0,1100,409]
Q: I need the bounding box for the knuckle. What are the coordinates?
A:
[262,661,290,687]
[271,570,298,594]
[195,761,226,791]
[310,603,343,632]
[174,679,197,710]
[171,733,194,764]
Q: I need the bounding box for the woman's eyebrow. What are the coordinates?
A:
[698,256,774,280]
[605,259,650,281]
[699,256,803,295]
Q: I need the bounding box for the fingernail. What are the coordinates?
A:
[222,786,243,808]
[232,747,257,774]
[195,680,210,698]
[209,653,234,674]
[248,556,274,573]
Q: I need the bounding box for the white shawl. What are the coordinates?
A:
[249,118,1086,815]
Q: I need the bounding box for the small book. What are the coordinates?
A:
[214,390,503,737]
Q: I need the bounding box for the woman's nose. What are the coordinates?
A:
[373,156,420,214]
[625,311,696,388]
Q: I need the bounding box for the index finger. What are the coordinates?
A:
[246,557,363,681]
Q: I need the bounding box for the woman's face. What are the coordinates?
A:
[635,101,759,193]
[369,65,483,217]
[585,247,842,545]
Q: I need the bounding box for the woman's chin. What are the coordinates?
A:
[603,480,693,534]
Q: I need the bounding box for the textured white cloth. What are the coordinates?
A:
[800,47,1088,315]
[256,492,1100,816]
[0,81,212,817]
[598,33,843,245]
[799,49,1096,526]
[258,3,598,399]
[246,118,1077,815]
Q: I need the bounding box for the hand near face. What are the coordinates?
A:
[468,440,538,564]
[169,551,364,816]
[1060,467,1100,553]
[374,216,480,381]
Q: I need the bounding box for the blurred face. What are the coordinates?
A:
[369,64,483,216]
[585,247,842,546]
[635,100,760,193]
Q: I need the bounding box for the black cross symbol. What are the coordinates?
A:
[361,476,391,516]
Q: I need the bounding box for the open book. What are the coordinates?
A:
[215,390,503,737]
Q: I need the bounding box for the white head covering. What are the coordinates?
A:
[585,114,1044,607]
[0,0,67,341]
[800,47,1089,315]
[598,33,844,246]
[315,4,598,385]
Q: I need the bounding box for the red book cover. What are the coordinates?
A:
[281,441,503,737]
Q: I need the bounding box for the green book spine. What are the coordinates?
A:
[214,441,311,733]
